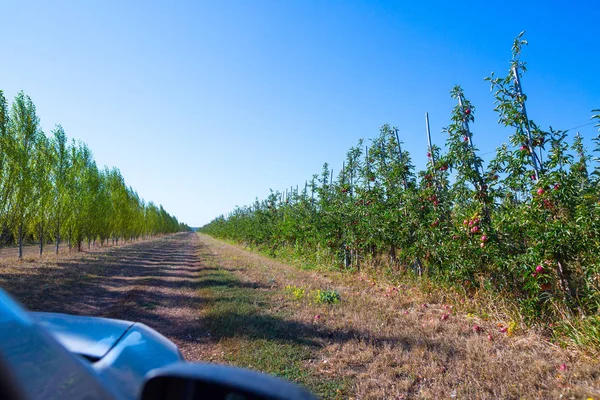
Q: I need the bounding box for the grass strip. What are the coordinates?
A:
[196,255,349,399]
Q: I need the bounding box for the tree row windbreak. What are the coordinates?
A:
[0,90,189,258]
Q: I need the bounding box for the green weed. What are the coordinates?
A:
[199,264,348,398]
[313,289,340,304]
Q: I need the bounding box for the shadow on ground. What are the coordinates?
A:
[0,232,458,364]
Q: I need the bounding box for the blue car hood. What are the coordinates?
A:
[30,312,134,361]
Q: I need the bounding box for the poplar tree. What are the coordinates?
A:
[8,92,41,258]
[50,125,71,253]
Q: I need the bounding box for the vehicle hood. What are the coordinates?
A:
[30,312,134,361]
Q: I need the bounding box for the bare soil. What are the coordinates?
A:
[0,237,148,259]
[0,232,598,399]
[0,242,67,258]
[0,233,209,358]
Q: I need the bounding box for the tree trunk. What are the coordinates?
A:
[0,224,8,245]
[343,244,351,268]
[18,223,23,259]
[556,260,576,299]
[55,220,60,255]
[411,256,423,277]
[39,221,44,257]
[389,244,396,265]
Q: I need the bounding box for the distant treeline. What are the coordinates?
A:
[0,90,189,257]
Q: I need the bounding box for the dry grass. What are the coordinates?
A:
[1,232,598,399]
[198,234,600,399]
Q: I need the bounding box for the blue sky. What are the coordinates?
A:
[1,1,598,226]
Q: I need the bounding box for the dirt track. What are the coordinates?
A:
[1,232,599,399]
[0,233,209,359]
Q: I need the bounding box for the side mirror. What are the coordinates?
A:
[141,362,317,400]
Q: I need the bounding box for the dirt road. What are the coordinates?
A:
[0,233,206,353]
[1,232,598,399]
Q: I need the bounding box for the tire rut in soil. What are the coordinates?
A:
[1,233,208,358]
[95,234,207,350]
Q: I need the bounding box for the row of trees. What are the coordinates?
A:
[0,90,189,258]
[202,34,600,321]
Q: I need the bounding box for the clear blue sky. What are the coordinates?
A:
[1,1,598,227]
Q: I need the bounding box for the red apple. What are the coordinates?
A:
[535,265,545,274]
[558,363,568,371]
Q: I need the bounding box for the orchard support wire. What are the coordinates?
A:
[457,94,492,228]
[425,112,442,194]
[512,65,541,180]
[365,145,370,190]
[394,128,408,190]
[425,113,436,167]
[457,94,484,187]
[341,162,350,268]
